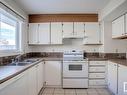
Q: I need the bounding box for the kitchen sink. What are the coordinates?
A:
[7,62,32,66]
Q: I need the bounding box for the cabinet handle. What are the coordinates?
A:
[36,65,39,68]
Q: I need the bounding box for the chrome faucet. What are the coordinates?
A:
[11,54,22,65]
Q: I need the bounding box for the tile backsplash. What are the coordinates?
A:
[0,52,126,65]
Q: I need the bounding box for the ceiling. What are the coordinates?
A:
[13,0,111,14]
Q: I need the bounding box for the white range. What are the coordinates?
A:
[62,50,88,88]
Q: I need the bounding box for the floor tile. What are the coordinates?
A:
[77,93,88,95]
[54,88,65,94]
[65,89,76,94]
[42,94,53,95]
[43,88,54,94]
[53,94,64,95]
[96,88,112,95]
[76,89,87,94]
[87,89,98,94]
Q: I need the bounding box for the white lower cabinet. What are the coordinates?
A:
[0,61,44,95]
[44,61,62,86]
[37,62,44,93]
[118,64,127,95]
[107,61,118,95]
[108,61,127,95]
[28,62,44,95]
[28,65,38,95]
[0,71,28,95]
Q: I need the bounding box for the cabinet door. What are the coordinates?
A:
[126,14,127,35]
[118,65,127,95]
[38,23,50,44]
[28,66,37,95]
[62,22,73,38]
[28,23,38,44]
[83,22,101,44]
[112,15,125,38]
[107,61,118,95]
[51,22,63,44]
[37,62,43,93]
[74,22,85,38]
[45,61,61,86]
[0,71,28,95]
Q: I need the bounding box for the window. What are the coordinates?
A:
[0,12,21,51]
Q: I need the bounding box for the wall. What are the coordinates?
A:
[99,0,126,21]
[30,39,101,52]
[99,21,127,53]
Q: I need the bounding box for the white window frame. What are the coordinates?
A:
[0,9,22,53]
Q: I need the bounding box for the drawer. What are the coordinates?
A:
[89,67,105,72]
[89,79,106,86]
[63,79,88,88]
[89,61,106,66]
[89,73,105,79]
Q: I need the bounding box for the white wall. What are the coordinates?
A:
[99,0,126,21]
[99,21,127,53]
[30,39,101,52]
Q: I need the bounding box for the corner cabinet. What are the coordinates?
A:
[83,22,102,45]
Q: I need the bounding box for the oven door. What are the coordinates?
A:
[63,61,88,78]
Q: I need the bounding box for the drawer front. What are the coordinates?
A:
[63,79,88,88]
[89,73,105,79]
[89,61,106,66]
[89,79,106,86]
[89,67,105,72]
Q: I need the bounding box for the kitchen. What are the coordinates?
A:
[0,0,127,95]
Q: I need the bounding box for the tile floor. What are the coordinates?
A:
[41,88,112,95]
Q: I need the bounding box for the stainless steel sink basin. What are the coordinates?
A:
[23,58,39,63]
[7,62,32,66]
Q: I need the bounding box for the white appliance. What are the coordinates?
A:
[62,50,88,88]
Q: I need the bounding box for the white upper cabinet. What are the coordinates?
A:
[126,14,127,35]
[62,22,85,38]
[107,61,118,95]
[118,64,127,95]
[28,23,50,45]
[74,22,85,38]
[38,23,50,44]
[112,15,125,38]
[83,22,101,44]
[62,22,74,38]
[28,23,38,44]
[51,22,63,44]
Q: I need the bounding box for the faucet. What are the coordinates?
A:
[11,54,22,65]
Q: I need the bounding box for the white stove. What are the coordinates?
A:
[62,50,88,88]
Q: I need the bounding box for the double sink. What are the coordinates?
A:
[6,58,40,66]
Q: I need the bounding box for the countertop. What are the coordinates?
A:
[0,57,127,84]
[109,59,127,66]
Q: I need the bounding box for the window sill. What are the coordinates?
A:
[0,50,23,57]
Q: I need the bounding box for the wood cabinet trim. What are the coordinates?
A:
[29,14,98,23]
